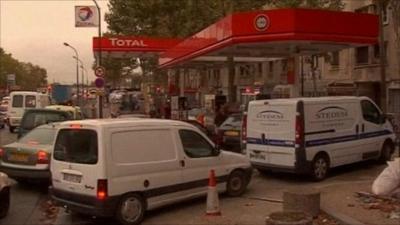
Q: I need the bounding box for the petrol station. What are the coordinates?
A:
[93,8,379,119]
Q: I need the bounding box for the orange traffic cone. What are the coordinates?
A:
[205,169,221,216]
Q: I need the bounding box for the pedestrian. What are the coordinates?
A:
[214,105,228,127]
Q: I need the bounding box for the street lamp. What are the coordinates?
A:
[73,56,85,99]
[63,42,80,105]
[93,0,103,118]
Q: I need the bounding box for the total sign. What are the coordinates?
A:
[109,38,148,47]
[75,6,98,27]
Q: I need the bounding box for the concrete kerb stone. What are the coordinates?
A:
[321,205,367,225]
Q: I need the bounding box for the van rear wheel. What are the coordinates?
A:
[0,187,10,219]
[115,193,145,225]
[9,126,15,133]
[312,154,329,181]
[379,142,394,163]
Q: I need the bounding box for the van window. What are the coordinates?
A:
[25,95,36,108]
[54,129,98,164]
[361,100,381,124]
[21,112,69,130]
[12,95,23,107]
[111,129,176,163]
[179,130,214,158]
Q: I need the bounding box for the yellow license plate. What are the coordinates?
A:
[224,131,239,137]
[9,153,29,162]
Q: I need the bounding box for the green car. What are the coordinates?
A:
[0,123,58,182]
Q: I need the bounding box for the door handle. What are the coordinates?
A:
[180,160,185,167]
[361,124,365,132]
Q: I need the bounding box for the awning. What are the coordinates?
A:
[93,36,182,58]
[159,8,378,68]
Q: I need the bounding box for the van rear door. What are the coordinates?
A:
[51,127,101,197]
[247,100,296,167]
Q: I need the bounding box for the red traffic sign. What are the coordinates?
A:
[95,77,105,88]
[94,66,106,77]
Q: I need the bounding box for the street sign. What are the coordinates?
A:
[95,77,104,88]
[94,66,106,77]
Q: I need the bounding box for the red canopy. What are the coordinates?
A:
[159,8,379,68]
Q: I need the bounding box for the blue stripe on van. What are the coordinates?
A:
[247,130,392,148]
[246,137,295,147]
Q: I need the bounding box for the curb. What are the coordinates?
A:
[321,205,367,225]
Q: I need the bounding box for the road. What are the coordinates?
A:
[0,127,391,225]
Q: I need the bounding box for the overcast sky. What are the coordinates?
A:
[0,0,110,84]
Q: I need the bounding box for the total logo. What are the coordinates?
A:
[78,7,93,21]
[109,38,148,47]
[254,14,270,32]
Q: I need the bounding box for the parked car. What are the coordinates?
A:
[245,96,397,181]
[8,91,50,133]
[50,119,252,225]
[0,172,11,218]
[216,113,243,153]
[0,124,58,182]
[0,96,10,112]
[18,107,78,138]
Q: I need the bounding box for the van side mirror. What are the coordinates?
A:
[379,114,387,124]
[213,145,221,156]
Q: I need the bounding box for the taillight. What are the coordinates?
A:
[97,179,108,200]
[0,148,3,159]
[37,150,49,164]
[241,113,247,144]
[295,114,304,147]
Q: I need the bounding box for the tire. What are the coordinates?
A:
[0,188,10,219]
[226,170,248,197]
[311,154,330,181]
[9,126,15,133]
[115,193,145,225]
[378,142,394,163]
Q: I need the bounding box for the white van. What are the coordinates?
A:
[245,97,396,180]
[7,91,50,132]
[50,119,251,225]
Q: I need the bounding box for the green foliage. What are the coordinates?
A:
[105,0,268,38]
[0,48,47,90]
[265,0,344,10]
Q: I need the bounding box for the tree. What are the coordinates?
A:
[0,48,47,92]
[265,0,343,9]
[388,0,400,82]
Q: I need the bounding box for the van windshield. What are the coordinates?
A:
[54,129,98,164]
[12,95,23,107]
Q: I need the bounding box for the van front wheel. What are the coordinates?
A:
[311,154,329,181]
[115,193,145,225]
[226,170,248,197]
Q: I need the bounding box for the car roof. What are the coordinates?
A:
[35,122,61,129]
[46,105,79,111]
[59,118,196,129]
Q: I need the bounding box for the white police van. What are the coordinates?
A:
[246,96,396,180]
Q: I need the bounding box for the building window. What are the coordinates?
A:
[373,42,388,64]
[330,51,339,66]
[382,4,389,25]
[269,61,273,72]
[355,46,369,65]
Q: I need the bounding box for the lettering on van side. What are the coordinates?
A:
[256,110,284,120]
[315,106,348,120]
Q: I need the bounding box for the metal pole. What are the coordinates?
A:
[378,2,387,112]
[64,43,80,106]
[93,0,103,118]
